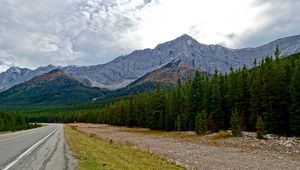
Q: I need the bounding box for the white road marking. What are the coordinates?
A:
[3,128,58,170]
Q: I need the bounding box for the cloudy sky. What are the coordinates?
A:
[0,0,299,72]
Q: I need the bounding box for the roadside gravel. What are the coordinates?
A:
[71,123,300,170]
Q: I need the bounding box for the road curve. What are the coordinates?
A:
[0,124,76,170]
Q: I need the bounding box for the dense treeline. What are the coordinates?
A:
[0,112,40,131]
[8,50,300,137]
[99,50,300,136]
[28,109,102,123]
[23,100,113,123]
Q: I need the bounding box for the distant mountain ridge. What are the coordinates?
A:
[1,34,300,92]
[0,69,107,105]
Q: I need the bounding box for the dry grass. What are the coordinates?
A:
[209,131,233,140]
[64,125,185,170]
[0,131,11,135]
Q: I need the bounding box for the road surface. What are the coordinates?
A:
[0,124,76,170]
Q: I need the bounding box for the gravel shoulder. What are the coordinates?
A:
[71,123,300,170]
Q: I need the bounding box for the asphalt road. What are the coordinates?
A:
[0,124,76,170]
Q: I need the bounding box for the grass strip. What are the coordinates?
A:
[64,125,185,170]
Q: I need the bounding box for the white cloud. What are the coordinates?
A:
[132,0,300,48]
[0,50,21,72]
[0,0,299,70]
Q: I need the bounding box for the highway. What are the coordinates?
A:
[0,124,76,170]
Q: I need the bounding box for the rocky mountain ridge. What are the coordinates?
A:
[1,34,300,92]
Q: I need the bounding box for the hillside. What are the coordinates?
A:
[0,69,107,106]
[128,59,199,87]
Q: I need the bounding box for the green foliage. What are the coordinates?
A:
[290,59,300,136]
[195,110,207,135]
[230,109,241,137]
[210,69,225,130]
[0,112,40,132]
[0,77,107,106]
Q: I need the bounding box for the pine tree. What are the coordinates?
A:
[190,71,204,130]
[165,93,175,131]
[274,45,281,60]
[210,69,225,130]
[260,57,278,134]
[227,67,238,112]
[230,109,241,136]
[290,59,300,136]
[236,65,250,131]
[219,73,230,129]
[183,81,193,130]
[191,71,204,114]
[271,55,290,135]
[150,84,166,130]
[249,65,263,130]
[195,110,207,135]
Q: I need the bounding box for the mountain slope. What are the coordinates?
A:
[1,34,300,92]
[0,69,107,105]
[128,59,200,87]
[0,65,58,92]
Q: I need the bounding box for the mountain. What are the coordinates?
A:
[128,59,200,87]
[0,69,107,105]
[0,58,14,73]
[0,65,58,92]
[1,34,300,92]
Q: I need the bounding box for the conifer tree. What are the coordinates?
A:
[190,71,204,129]
[274,45,281,60]
[249,65,263,130]
[210,69,224,130]
[290,59,300,136]
[236,65,250,130]
[191,71,204,114]
[230,109,241,136]
[195,110,207,135]
[150,84,166,130]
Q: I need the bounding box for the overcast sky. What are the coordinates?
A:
[0,0,299,72]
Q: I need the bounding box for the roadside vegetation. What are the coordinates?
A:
[0,112,41,132]
[64,125,184,170]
